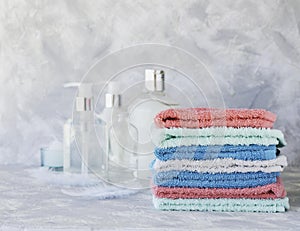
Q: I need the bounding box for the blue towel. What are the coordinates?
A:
[154,144,276,161]
[153,171,279,188]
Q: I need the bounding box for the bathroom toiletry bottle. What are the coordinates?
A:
[103,82,139,185]
[95,81,119,179]
[129,69,179,179]
[63,82,106,175]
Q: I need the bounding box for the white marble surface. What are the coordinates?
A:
[0,165,299,230]
[1,0,300,166]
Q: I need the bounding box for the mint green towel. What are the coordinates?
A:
[153,196,289,213]
[159,127,286,148]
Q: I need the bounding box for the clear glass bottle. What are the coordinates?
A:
[102,82,139,186]
[107,110,138,184]
[63,83,106,175]
[129,69,179,180]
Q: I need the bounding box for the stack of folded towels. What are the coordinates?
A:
[151,108,290,213]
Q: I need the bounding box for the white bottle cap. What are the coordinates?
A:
[145,69,165,92]
[107,81,121,94]
[78,83,93,98]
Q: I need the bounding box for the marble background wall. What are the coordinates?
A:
[0,0,299,166]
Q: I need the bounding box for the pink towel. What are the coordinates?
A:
[155,108,276,129]
[152,177,286,199]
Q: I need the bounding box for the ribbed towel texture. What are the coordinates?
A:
[154,171,279,188]
[152,177,286,199]
[153,197,290,213]
[155,108,276,129]
[155,144,277,161]
[159,127,286,148]
[151,108,289,213]
[153,155,287,173]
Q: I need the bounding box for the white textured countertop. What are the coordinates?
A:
[0,166,299,230]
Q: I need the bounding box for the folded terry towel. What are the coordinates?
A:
[152,177,286,199]
[152,196,290,213]
[155,108,276,129]
[155,144,277,161]
[153,171,279,188]
[159,127,285,148]
[153,155,287,174]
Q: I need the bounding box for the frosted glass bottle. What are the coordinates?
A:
[129,69,179,179]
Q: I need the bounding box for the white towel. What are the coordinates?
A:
[153,155,288,173]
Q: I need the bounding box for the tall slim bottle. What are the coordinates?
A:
[101,82,138,186]
[63,82,106,175]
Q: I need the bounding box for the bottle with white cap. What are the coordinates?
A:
[63,82,106,175]
[129,69,179,180]
[97,81,138,185]
[97,81,121,125]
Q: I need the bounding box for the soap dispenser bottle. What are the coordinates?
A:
[129,69,179,179]
[63,82,106,175]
